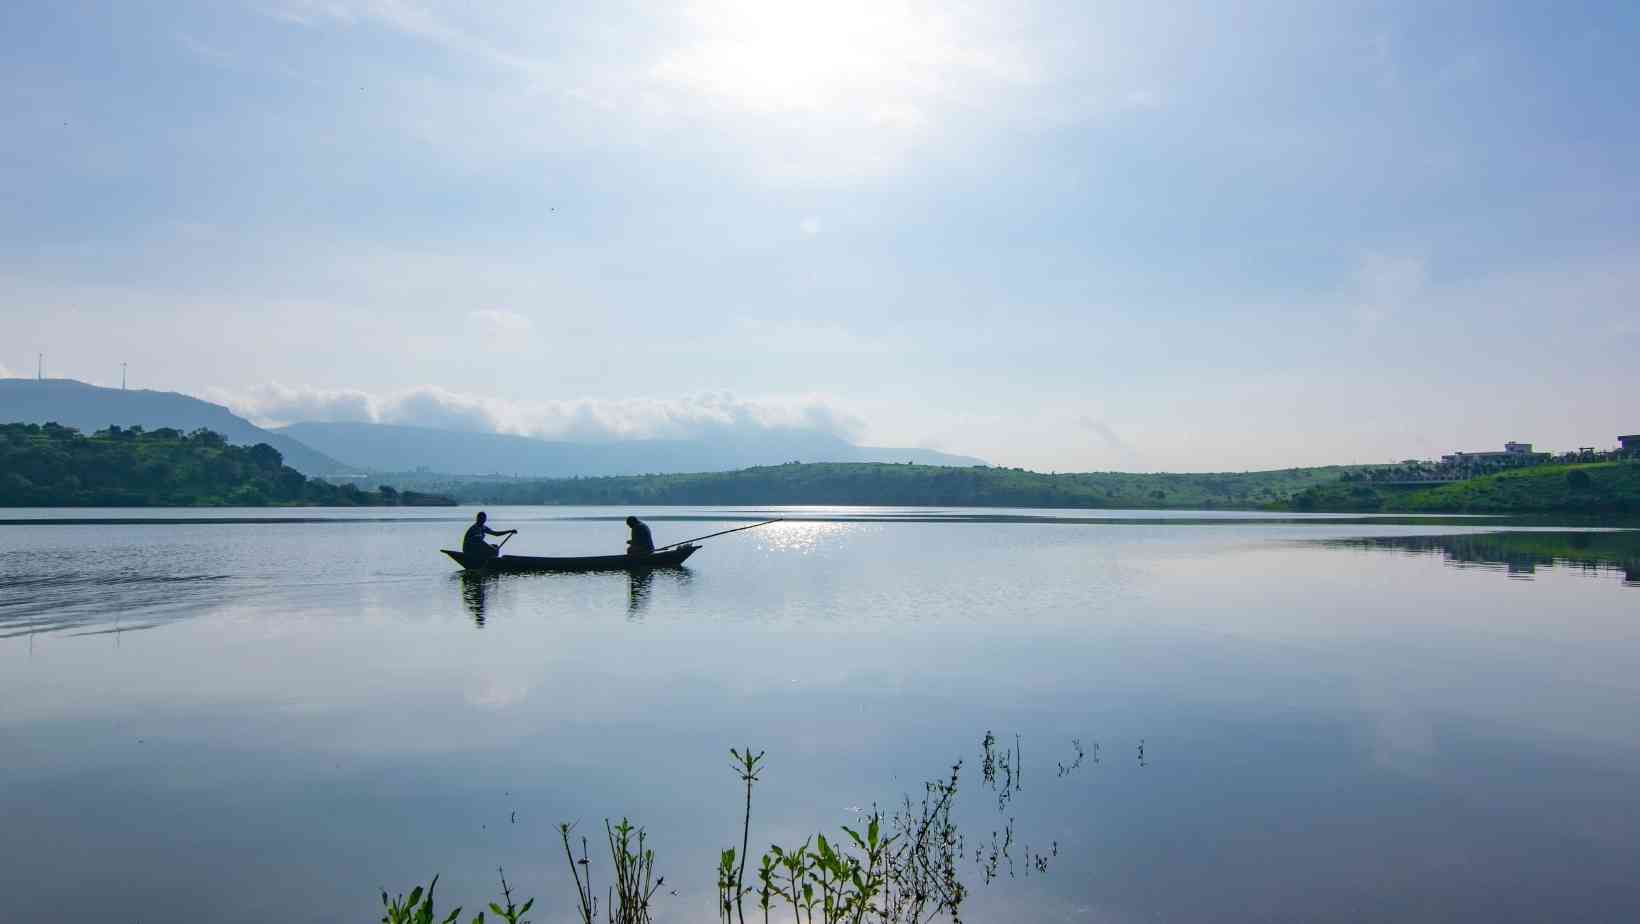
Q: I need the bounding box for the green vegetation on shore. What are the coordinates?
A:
[8,418,1634,514]
[1285,461,1640,514]
[437,458,1638,514]
[432,461,1374,509]
[0,422,454,507]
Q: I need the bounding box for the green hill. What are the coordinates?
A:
[432,461,1375,508]
[13,421,1628,514]
[1285,461,1640,514]
[0,423,453,507]
[0,378,352,475]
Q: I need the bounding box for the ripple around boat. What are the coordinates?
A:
[439,544,699,572]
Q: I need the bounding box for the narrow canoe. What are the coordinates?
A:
[441,544,698,573]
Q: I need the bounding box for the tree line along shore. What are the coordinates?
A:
[0,422,453,507]
[385,458,1640,515]
[4,421,1636,513]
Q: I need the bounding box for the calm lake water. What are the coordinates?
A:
[2,507,1637,923]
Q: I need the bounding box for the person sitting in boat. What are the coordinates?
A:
[626,516,655,557]
[464,511,516,562]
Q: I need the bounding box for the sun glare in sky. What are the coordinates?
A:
[2,1,1637,470]
[654,0,998,121]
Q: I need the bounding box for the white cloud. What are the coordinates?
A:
[255,0,1049,182]
[1077,415,1128,451]
[209,383,378,426]
[0,361,17,378]
[467,308,532,332]
[259,2,359,27]
[209,382,866,442]
[1122,88,1161,110]
[1350,252,1427,331]
[650,0,1032,115]
[799,217,822,235]
[732,318,890,354]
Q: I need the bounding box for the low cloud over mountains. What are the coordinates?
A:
[208,382,868,444]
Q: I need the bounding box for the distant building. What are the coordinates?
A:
[1620,434,1640,452]
[1441,442,1551,465]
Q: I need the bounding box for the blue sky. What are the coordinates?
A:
[2,1,1636,470]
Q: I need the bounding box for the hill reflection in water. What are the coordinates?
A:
[1325,531,1640,586]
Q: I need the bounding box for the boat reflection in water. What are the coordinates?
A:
[1325,531,1640,586]
[628,566,691,619]
[628,569,652,617]
[454,566,693,626]
[459,571,499,626]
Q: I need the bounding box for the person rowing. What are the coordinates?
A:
[463,511,517,564]
[626,515,654,557]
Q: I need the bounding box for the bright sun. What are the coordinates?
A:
[653,0,966,118]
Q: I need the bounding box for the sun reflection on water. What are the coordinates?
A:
[756,519,856,554]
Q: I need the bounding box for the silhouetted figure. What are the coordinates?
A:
[463,511,516,563]
[626,515,654,557]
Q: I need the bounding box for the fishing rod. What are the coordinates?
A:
[654,518,783,552]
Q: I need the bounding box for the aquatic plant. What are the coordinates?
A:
[487,868,534,924]
[558,817,664,924]
[384,733,1101,923]
[606,819,663,924]
[380,875,474,924]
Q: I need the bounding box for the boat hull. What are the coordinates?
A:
[441,545,698,573]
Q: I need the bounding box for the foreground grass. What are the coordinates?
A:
[383,735,1074,924]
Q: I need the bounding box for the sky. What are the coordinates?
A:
[2,0,1637,471]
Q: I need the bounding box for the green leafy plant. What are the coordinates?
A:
[725,746,766,924]
[560,822,599,924]
[606,818,663,924]
[383,733,1088,924]
[487,868,533,924]
[732,759,969,924]
[380,875,480,924]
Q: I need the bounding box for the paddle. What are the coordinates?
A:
[653,518,783,552]
[495,530,517,554]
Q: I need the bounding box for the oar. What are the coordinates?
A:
[654,518,783,552]
[495,531,516,554]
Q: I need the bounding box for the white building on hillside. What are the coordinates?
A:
[1441,442,1551,465]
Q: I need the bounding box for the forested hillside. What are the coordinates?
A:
[1286,461,1640,514]
[0,378,350,474]
[0,423,451,507]
[437,461,1372,508]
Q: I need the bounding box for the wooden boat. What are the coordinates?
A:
[441,544,699,573]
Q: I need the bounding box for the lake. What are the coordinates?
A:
[2,507,1637,923]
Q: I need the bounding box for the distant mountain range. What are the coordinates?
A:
[274,421,986,477]
[0,379,350,475]
[0,378,985,479]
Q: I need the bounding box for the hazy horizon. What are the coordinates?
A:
[4,1,1637,471]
